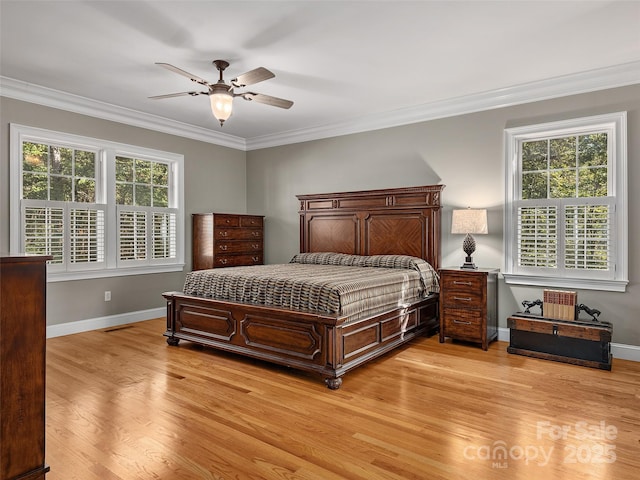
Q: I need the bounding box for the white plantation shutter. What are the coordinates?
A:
[23,205,64,266]
[152,211,177,260]
[118,209,147,262]
[517,205,557,268]
[516,200,613,278]
[118,208,177,265]
[564,202,613,272]
[23,203,106,271]
[70,207,105,265]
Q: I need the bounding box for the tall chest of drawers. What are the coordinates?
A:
[1,255,51,480]
[192,213,264,270]
[438,267,499,350]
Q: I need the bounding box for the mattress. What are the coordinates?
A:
[183,252,439,319]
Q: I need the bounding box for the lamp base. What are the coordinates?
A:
[460,234,478,269]
[460,255,478,270]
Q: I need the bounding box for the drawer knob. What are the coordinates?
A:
[219,245,228,251]
[219,259,228,265]
[252,244,260,250]
[252,256,259,262]
[219,231,228,237]
[252,231,260,237]
[453,296,472,302]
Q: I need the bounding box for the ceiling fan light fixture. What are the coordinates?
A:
[210,91,233,126]
[152,59,293,126]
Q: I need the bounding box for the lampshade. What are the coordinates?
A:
[210,92,233,126]
[451,208,488,235]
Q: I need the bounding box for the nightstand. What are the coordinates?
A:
[439,267,499,350]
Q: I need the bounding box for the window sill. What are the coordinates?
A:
[47,264,185,282]
[502,273,628,293]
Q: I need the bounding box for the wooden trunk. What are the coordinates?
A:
[507,314,612,370]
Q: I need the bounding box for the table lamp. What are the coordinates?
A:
[451,208,488,269]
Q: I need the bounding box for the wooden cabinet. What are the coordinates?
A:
[439,267,498,350]
[0,254,50,480]
[192,213,264,270]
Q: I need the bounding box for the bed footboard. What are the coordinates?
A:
[163,292,438,389]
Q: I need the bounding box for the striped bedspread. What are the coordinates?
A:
[183,253,439,319]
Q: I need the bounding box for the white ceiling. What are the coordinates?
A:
[1,1,639,150]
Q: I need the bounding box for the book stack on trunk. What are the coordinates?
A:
[543,289,577,321]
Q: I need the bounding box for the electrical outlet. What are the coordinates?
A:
[104,291,111,302]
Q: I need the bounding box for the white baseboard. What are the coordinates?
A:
[497,326,511,343]
[497,327,640,362]
[47,313,640,363]
[609,343,640,363]
[46,307,165,338]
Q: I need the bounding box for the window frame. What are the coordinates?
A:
[503,112,628,292]
[10,124,185,282]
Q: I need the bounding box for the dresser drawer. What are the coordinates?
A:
[443,308,482,339]
[240,216,263,228]
[214,214,240,227]
[216,228,263,240]
[215,253,263,267]
[216,240,263,254]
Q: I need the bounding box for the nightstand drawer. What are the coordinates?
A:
[441,290,483,307]
[443,308,482,338]
[441,273,483,293]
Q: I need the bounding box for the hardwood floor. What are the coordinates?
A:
[45,318,640,480]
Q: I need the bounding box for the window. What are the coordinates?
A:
[10,124,184,281]
[114,155,177,265]
[503,112,627,292]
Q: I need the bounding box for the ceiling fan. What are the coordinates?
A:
[150,60,294,126]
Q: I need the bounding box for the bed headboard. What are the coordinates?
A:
[297,185,444,271]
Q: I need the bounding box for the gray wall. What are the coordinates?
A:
[3,84,638,345]
[1,97,247,326]
[247,84,640,345]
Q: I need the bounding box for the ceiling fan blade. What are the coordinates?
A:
[148,91,206,99]
[242,92,294,109]
[231,67,275,88]
[155,62,211,86]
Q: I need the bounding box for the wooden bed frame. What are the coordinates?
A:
[163,185,444,389]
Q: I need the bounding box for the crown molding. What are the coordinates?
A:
[2,61,639,152]
[0,76,247,150]
[246,61,640,150]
